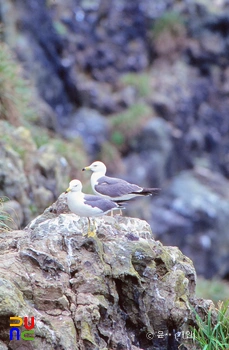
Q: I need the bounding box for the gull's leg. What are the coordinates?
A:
[87,217,96,237]
[114,208,122,216]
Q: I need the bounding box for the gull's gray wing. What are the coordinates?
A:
[84,194,118,211]
[95,176,142,198]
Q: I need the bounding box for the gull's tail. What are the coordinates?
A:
[132,188,161,196]
[117,202,126,209]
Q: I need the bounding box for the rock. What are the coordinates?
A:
[0,341,8,350]
[1,200,24,230]
[149,168,229,279]
[3,0,229,294]
[1,0,150,122]
[0,199,205,350]
[32,187,54,213]
[125,117,173,187]
[30,92,57,130]
[0,123,71,225]
[0,142,31,224]
[12,127,37,153]
[200,31,225,56]
[33,144,70,197]
[62,107,109,156]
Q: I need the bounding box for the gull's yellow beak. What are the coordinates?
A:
[82,166,90,171]
[65,187,70,193]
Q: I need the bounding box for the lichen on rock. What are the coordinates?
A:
[0,193,210,350]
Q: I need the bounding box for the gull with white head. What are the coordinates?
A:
[82,161,160,202]
[65,179,124,237]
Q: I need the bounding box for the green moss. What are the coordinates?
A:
[29,125,51,148]
[53,21,68,36]
[0,122,36,160]
[28,123,89,176]
[110,103,152,148]
[110,131,125,146]
[51,137,88,173]
[81,321,96,344]
[29,204,39,216]
[152,11,185,38]
[0,42,36,125]
[174,271,188,299]
[121,72,151,97]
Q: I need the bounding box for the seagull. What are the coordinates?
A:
[82,161,160,202]
[65,179,124,237]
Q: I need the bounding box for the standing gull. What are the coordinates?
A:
[82,161,160,202]
[65,179,123,237]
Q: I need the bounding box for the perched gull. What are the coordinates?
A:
[65,179,123,237]
[82,161,160,202]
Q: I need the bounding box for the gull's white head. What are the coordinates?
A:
[83,161,106,174]
[66,179,83,193]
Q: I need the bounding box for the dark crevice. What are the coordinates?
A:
[70,269,79,278]
[81,239,97,253]
[97,327,109,346]
[154,257,169,277]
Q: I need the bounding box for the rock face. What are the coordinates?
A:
[2,0,229,282]
[150,168,229,279]
[0,133,70,226]
[0,197,203,350]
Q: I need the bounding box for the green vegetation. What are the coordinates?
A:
[0,197,12,232]
[189,278,229,348]
[0,42,89,221]
[0,121,36,160]
[110,103,152,149]
[196,277,229,304]
[30,125,51,148]
[191,300,229,349]
[121,72,151,98]
[53,21,68,36]
[152,11,185,38]
[0,43,88,170]
[0,42,35,125]
[50,137,88,172]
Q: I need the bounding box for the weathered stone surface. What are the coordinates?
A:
[1,200,24,230]
[3,0,229,284]
[62,107,109,156]
[125,117,173,187]
[150,168,229,279]
[0,125,71,226]
[0,196,204,350]
[0,141,31,224]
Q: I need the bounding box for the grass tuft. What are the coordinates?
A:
[191,300,229,349]
[0,42,35,126]
[110,103,152,149]
[0,197,13,232]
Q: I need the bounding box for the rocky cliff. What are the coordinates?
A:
[0,196,212,350]
[1,0,229,280]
